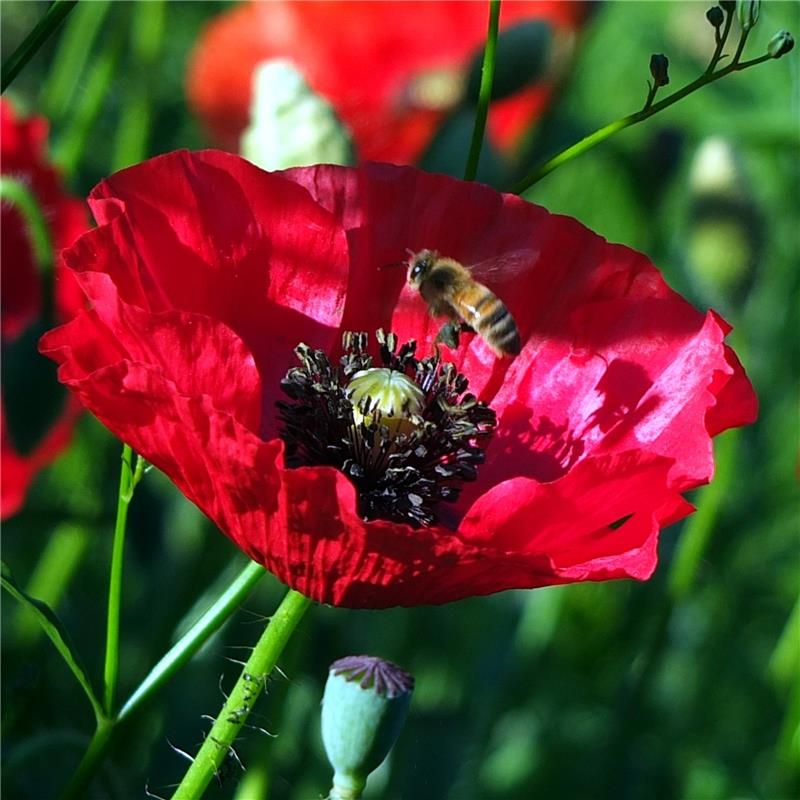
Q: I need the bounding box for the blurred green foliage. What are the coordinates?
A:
[2,2,798,799]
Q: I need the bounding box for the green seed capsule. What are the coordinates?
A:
[321,655,414,800]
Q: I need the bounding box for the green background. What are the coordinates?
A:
[2,2,798,799]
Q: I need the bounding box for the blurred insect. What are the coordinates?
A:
[405,249,522,357]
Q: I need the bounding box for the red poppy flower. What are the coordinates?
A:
[1,99,87,519]
[41,150,757,608]
[186,0,586,163]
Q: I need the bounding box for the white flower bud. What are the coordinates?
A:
[240,59,354,170]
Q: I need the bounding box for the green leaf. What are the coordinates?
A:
[1,561,104,721]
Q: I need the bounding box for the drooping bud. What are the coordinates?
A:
[706,6,725,28]
[649,54,670,87]
[767,29,795,59]
[736,0,760,31]
[240,59,354,170]
[321,655,414,800]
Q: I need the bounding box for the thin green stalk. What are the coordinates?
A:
[102,445,144,715]
[40,0,112,121]
[171,589,313,800]
[463,0,501,181]
[60,719,115,800]
[60,558,265,799]
[0,176,53,275]
[706,6,735,73]
[732,25,752,65]
[512,40,773,194]
[1,0,78,92]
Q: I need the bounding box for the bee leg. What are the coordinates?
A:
[435,320,461,349]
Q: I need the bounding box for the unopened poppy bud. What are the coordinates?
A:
[736,0,760,31]
[322,656,414,800]
[706,6,725,27]
[767,29,795,58]
[240,59,354,170]
[649,54,670,87]
[347,367,425,436]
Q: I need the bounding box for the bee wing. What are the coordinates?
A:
[466,247,540,287]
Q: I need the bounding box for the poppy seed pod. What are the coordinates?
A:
[347,367,425,433]
[321,655,414,800]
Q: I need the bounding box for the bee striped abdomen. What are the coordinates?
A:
[457,288,520,356]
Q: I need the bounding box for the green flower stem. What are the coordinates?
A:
[706,5,735,73]
[731,25,752,65]
[60,719,114,800]
[60,558,266,800]
[40,0,112,121]
[463,0,501,181]
[511,39,774,194]
[171,589,313,800]
[102,444,145,715]
[1,0,78,92]
[0,176,53,276]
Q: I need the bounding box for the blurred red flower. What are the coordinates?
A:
[1,100,87,519]
[41,151,757,607]
[186,0,585,163]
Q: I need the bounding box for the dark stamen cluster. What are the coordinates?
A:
[277,330,496,527]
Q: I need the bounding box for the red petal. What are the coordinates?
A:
[41,302,263,435]
[66,150,353,436]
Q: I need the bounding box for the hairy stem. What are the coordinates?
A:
[171,589,313,800]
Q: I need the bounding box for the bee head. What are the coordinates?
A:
[406,249,438,288]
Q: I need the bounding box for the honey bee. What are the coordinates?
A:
[406,249,521,357]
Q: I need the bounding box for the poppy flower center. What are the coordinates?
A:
[277,330,496,527]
